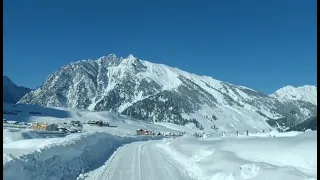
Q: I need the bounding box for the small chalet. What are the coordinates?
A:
[136,129,145,135]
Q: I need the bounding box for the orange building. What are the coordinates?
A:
[31,123,58,131]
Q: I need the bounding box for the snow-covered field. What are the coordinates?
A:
[3,103,194,136]
[158,132,317,180]
[3,103,190,180]
[3,126,316,180]
[3,103,317,180]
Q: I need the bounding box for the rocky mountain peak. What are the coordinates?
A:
[270,85,317,105]
[18,54,317,132]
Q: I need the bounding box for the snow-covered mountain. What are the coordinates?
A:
[270,85,317,105]
[3,76,31,104]
[19,54,317,132]
[286,116,317,132]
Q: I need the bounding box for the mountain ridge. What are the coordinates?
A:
[3,76,31,104]
[19,54,317,132]
[270,85,317,105]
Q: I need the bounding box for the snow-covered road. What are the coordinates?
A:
[85,140,195,180]
[4,127,316,180]
[82,132,317,180]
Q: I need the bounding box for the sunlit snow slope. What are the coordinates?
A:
[270,85,317,105]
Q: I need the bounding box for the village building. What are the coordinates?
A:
[31,123,58,131]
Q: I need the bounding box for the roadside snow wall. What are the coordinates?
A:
[3,132,164,180]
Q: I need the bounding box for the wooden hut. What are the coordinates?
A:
[136,129,145,135]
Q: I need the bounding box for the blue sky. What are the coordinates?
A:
[4,0,316,94]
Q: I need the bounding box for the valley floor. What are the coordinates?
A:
[3,127,317,180]
[3,103,317,180]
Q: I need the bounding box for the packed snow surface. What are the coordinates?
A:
[84,140,195,180]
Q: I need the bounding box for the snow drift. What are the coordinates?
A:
[3,132,164,180]
[158,131,317,180]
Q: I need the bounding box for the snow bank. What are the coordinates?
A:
[3,132,164,180]
[248,130,303,137]
[158,131,317,180]
[3,129,55,144]
[209,130,304,138]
